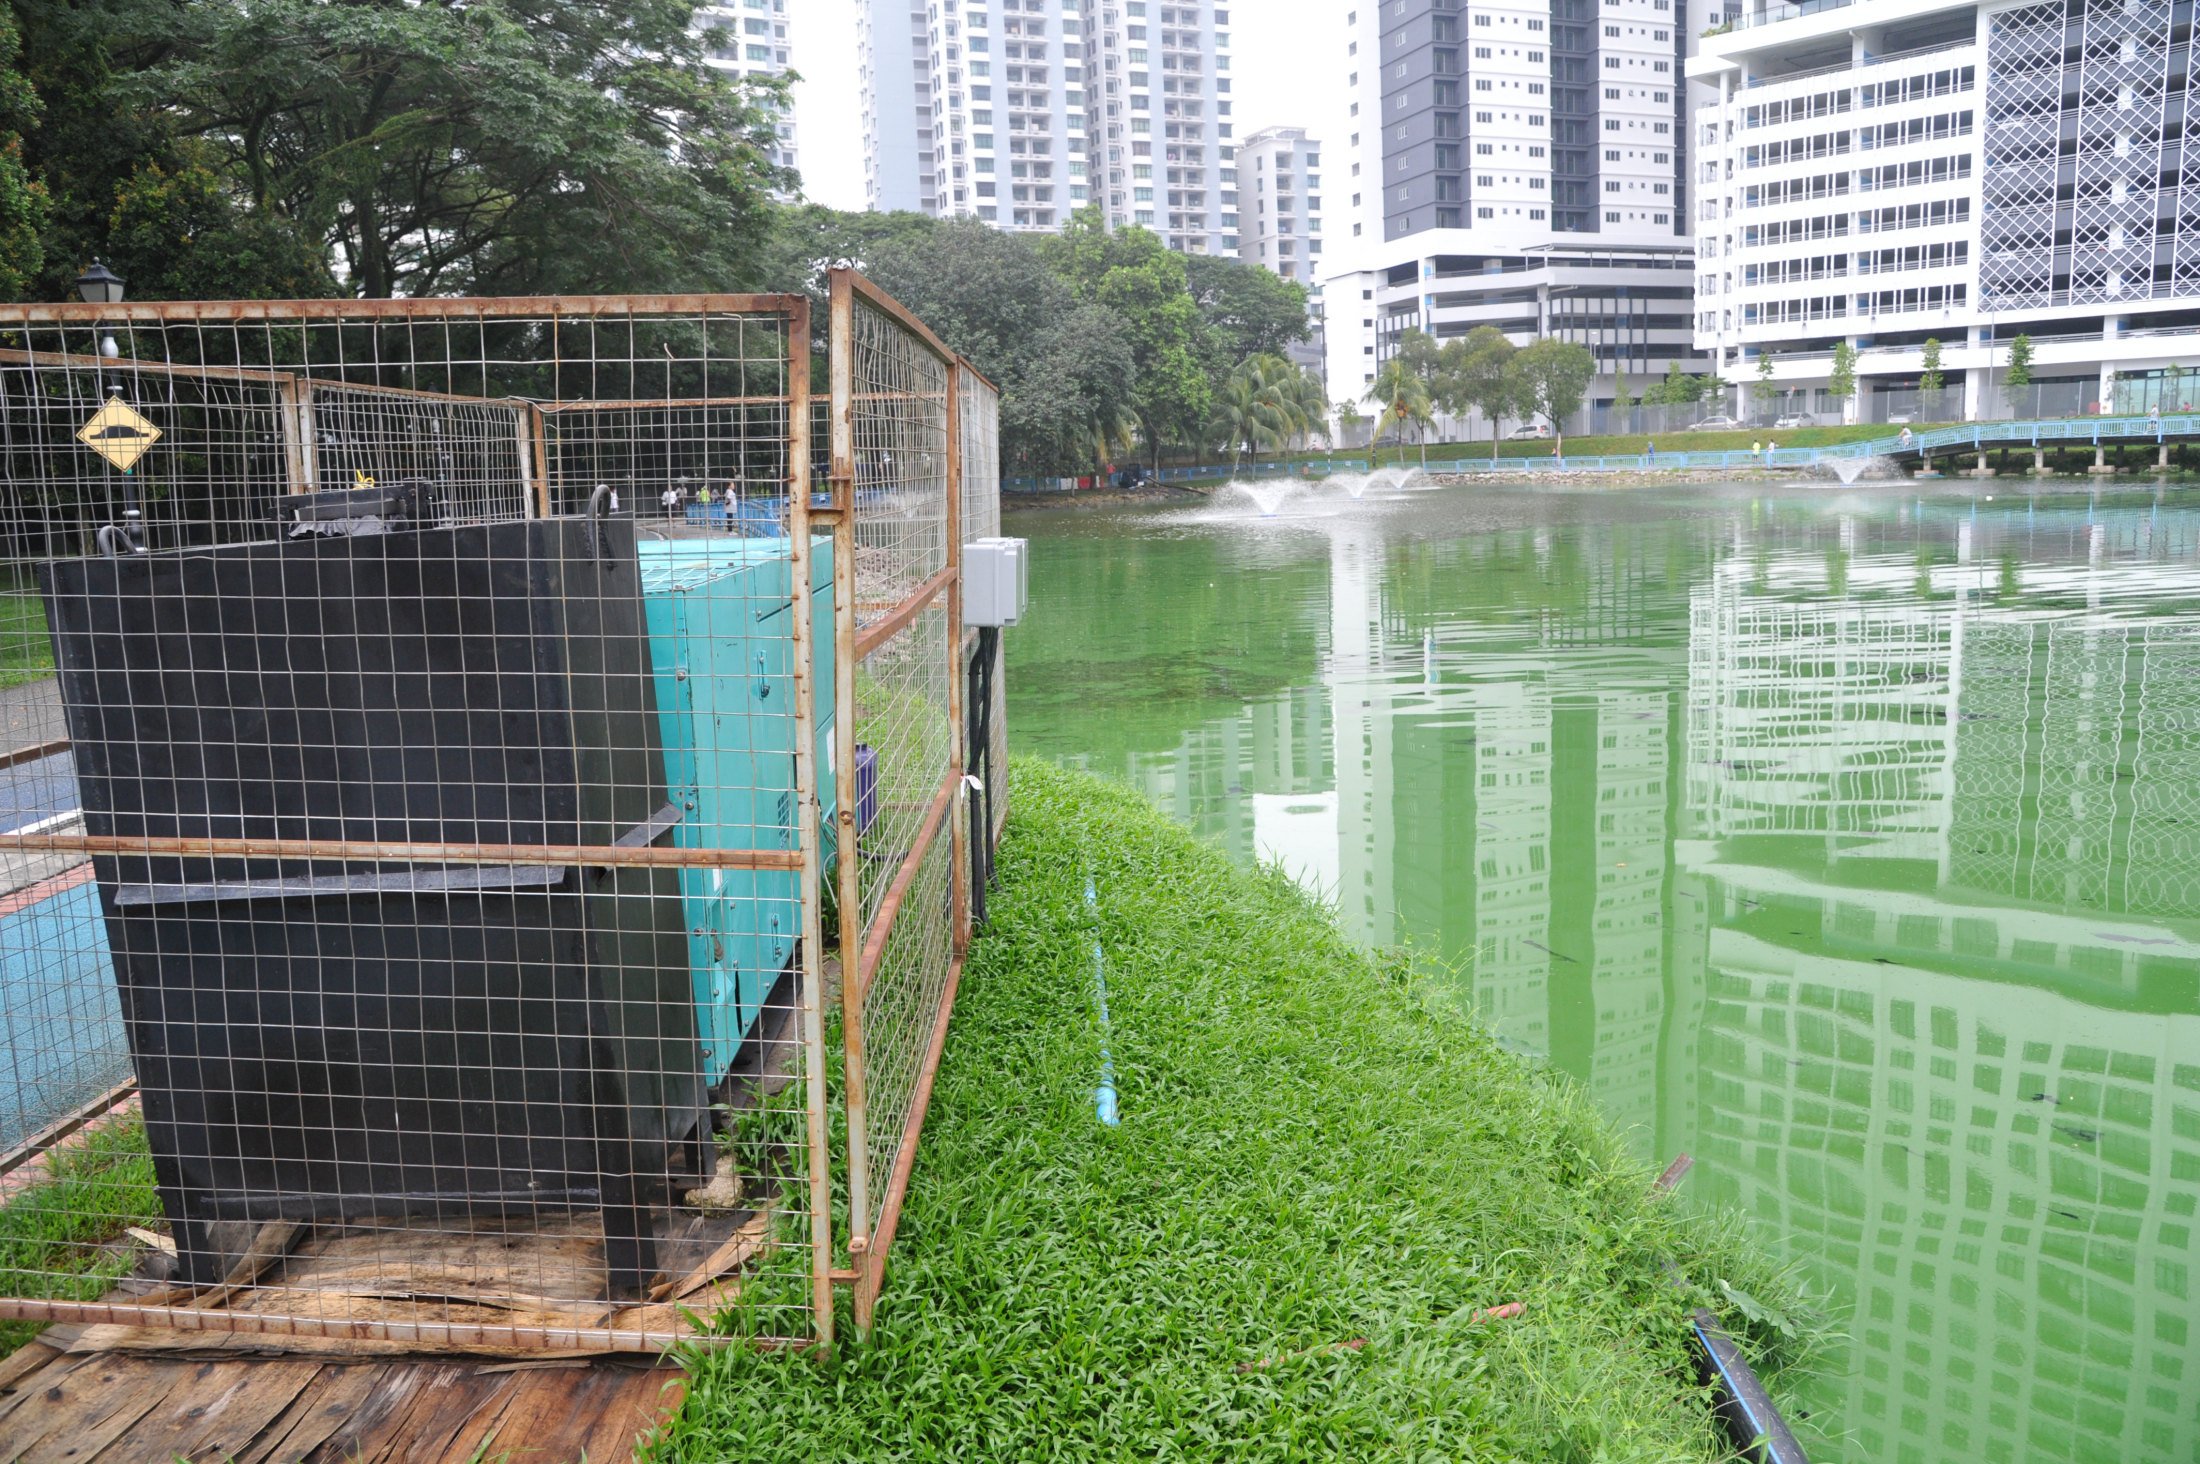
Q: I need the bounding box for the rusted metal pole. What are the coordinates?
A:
[852,567,956,660]
[786,300,837,1355]
[828,270,877,1336]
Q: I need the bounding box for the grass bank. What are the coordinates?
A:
[656,760,1819,1463]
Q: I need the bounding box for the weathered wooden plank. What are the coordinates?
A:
[95,1358,321,1464]
[233,1363,378,1464]
[308,1360,492,1464]
[7,1354,170,1464]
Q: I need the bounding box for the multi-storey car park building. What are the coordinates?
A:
[1322,0,1704,432]
[860,0,1239,255]
[1691,0,2200,425]
[696,1,799,176]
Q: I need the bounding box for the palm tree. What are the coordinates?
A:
[1284,367,1329,453]
[1207,366,1291,474]
[1363,358,1433,459]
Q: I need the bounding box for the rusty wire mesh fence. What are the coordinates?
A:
[0,281,1000,1358]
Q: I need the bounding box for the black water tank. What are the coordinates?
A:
[42,516,702,1293]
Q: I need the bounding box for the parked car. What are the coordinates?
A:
[1772,412,1816,429]
[1687,414,1743,431]
[1507,422,1553,439]
[1884,413,1914,426]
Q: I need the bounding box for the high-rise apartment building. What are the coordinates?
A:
[1690,0,2200,425]
[1235,127,1325,283]
[1237,126,1327,369]
[1322,1,1701,427]
[696,1,799,176]
[859,0,1238,254]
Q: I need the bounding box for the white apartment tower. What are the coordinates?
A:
[1235,127,1325,284]
[1321,1,1701,424]
[860,0,1239,253]
[1691,0,2200,425]
[696,1,799,176]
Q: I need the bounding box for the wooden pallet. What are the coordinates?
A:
[64,1204,776,1361]
[0,1334,682,1464]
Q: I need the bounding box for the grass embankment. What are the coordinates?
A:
[657,760,1818,1463]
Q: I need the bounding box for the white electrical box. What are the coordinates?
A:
[964,537,1029,628]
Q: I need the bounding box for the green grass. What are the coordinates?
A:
[0,587,54,688]
[0,1115,162,1354]
[653,759,1822,1463]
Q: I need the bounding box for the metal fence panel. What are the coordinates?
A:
[0,296,847,1354]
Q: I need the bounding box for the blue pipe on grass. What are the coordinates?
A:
[1085,877,1120,1126]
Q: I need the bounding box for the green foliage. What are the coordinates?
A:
[1437,325,1521,460]
[7,0,793,301]
[1044,209,1212,470]
[1509,337,1596,436]
[0,1116,162,1355]
[1363,353,1434,451]
[2003,333,2034,413]
[650,761,1823,1463]
[1641,361,1710,408]
[1751,353,1777,407]
[1918,338,1943,394]
[1612,369,1637,414]
[0,7,46,298]
[1206,353,1325,467]
[1183,252,1311,369]
[1828,341,1858,406]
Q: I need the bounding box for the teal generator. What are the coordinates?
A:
[638,537,837,1083]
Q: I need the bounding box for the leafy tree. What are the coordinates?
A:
[110,0,795,298]
[1043,209,1211,469]
[1509,338,1596,440]
[1918,337,1943,395]
[1641,361,1708,407]
[1829,341,1858,416]
[1334,403,1370,447]
[1611,369,1636,415]
[1439,325,1520,462]
[1752,353,1778,417]
[2002,333,2033,414]
[1183,253,1310,371]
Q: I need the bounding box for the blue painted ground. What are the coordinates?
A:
[0,876,128,1153]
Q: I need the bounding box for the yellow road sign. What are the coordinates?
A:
[76,398,161,472]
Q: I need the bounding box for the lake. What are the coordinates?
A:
[1006,475,2200,1464]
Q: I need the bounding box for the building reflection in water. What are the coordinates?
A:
[1105,501,2200,1464]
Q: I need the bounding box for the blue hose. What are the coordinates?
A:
[1085,877,1120,1126]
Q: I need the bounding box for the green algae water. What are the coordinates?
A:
[1006,478,2200,1464]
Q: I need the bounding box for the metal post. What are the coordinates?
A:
[828,272,875,1331]
[947,365,969,955]
[786,301,836,1354]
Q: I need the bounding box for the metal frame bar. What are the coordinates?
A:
[0,294,811,324]
[0,1297,811,1355]
[853,567,956,660]
[784,298,838,1354]
[827,271,876,1317]
[0,832,803,871]
[852,769,962,999]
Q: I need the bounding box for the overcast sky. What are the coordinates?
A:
[792,0,1353,213]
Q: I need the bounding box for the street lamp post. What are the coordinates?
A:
[73,260,143,548]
